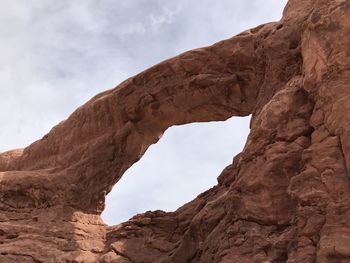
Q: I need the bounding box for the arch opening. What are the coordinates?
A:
[102,115,251,225]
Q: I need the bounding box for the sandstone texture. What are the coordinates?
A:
[1,0,350,262]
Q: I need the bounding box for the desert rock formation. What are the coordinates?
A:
[1,0,350,262]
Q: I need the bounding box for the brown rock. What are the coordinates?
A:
[1,0,350,262]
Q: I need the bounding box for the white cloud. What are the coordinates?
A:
[150,6,175,31]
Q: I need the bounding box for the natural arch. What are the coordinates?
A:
[1,0,350,262]
[0,31,261,214]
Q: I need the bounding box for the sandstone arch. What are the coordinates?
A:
[1,0,350,262]
[1,19,264,216]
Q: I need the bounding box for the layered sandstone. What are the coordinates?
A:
[1,0,350,262]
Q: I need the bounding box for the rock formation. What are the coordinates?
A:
[1,0,350,262]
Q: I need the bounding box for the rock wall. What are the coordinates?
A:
[1,0,350,262]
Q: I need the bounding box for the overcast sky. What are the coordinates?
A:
[0,0,288,225]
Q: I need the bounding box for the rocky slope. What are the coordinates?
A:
[1,0,350,262]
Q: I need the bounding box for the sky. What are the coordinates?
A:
[0,0,288,225]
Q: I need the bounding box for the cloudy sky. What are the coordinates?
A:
[0,0,288,225]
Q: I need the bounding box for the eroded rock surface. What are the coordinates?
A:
[1,0,350,262]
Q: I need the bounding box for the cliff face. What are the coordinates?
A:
[1,0,350,262]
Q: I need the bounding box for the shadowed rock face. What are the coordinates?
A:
[1,0,350,262]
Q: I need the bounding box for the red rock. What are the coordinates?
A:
[1,0,350,262]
